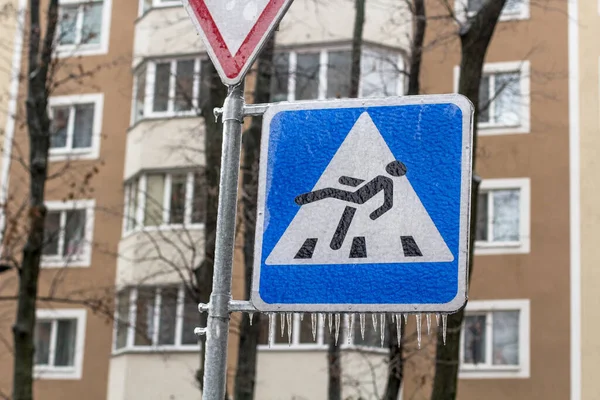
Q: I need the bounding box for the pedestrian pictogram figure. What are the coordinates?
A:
[294,161,407,252]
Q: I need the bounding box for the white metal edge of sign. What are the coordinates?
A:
[181,0,295,86]
[250,94,474,314]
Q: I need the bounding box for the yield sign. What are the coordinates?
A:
[182,0,294,86]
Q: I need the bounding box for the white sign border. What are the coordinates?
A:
[251,94,474,313]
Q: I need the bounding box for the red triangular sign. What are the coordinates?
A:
[182,0,294,86]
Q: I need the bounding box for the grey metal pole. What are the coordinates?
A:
[202,83,245,400]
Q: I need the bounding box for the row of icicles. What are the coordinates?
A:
[248,312,448,349]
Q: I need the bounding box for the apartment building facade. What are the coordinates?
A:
[0,0,592,399]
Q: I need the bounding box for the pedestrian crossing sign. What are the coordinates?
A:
[251,95,474,313]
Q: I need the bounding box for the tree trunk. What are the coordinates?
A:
[327,2,366,400]
[382,2,426,398]
[12,0,58,398]
[196,62,228,390]
[234,34,276,400]
[430,1,506,399]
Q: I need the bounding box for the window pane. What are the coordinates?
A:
[298,314,315,344]
[144,174,165,226]
[54,319,77,366]
[476,193,488,241]
[34,321,52,365]
[503,0,523,14]
[467,0,484,13]
[63,209,86,258]
[81,2,103,45]
[43,212,61,256]
[353,314,380,347]
[271,53,290,102]
[191,171,206,224]
[478,75,490,123]
[181,290,200,345]
[116,290,130,349]
[169,174,187,225]
[50,106,70,149]
[134,288,155,346]
[494,72,520,126]
[158,288,178,345]
[492,311,519,366]
[174,60,195,112]
[142,0,152,13]
[327,51,352,99]
[492,189,520,242]
[198,60,213,108]
[463,315,486,364]
[58,6,78,45]
[72,103,94,148]
[134,66,146,121]
[295,53,320,100]
[361,50,398,98]
[153,63,170,112]
[126,179,139,231]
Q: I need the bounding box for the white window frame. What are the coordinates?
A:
[138,0,180,17]
[454,0,530,22]
[34,308,87,380]
[133,57,203,123]
[453,61,531,135]
[48,94,103,161]
[257,314,387,353]
[276,45,404,102]
[112,286,199,354]
[55,0,112,58]
[459,299,530,379]
[475,178,530,255]
[122,171,204,235]
[42,199,95,268]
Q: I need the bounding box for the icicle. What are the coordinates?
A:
[249,312,254,326]
[426,314,431,336]
[319,313,325,332]
[360,313,366,340]
[280,312,285,337]
[286,313,293,345]
[436,313,440,326]
[268,313,275,348]
[395,314,401,346]
[391,314,395,322]
[311,313,317,341]
[328,313,333,334]
[348,314,355,344]
[416,314,422,349]
[334,314,341,345]
[299,313,304,322]
[372,313,378,332]
[380,314,386,347]
[442,314,448,345]
[403,313,408,325]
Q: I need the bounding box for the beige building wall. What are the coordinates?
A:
[578,0,600,398]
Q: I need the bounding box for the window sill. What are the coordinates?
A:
[55,44,108,59]
[474,241,530,256]
[459,365,529,379]
[49,149,100,162]
[478,123,529,136]
[41,256,91,268]
[34,366,81,380]
[257,344,387,355]
[112,345,199,356]
[128,112,202,132]
[122,223,205,238]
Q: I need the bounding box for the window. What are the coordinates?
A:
[139,0,179,16]
[476,178,530,255]
[453,61,530,135]
[271,47,403,102]
[34,309,86,380]
[123,171,206,233]
[48,94,102,160]
[113,286,200,351]
[42,200,95,267]
[132,58,211,123]
[458,0,529,21]
[460,300,530,379]
[56,0,111,56]
[257,313,388,350]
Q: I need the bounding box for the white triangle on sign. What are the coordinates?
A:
[266,112,454,266]
[204,0,270,56]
